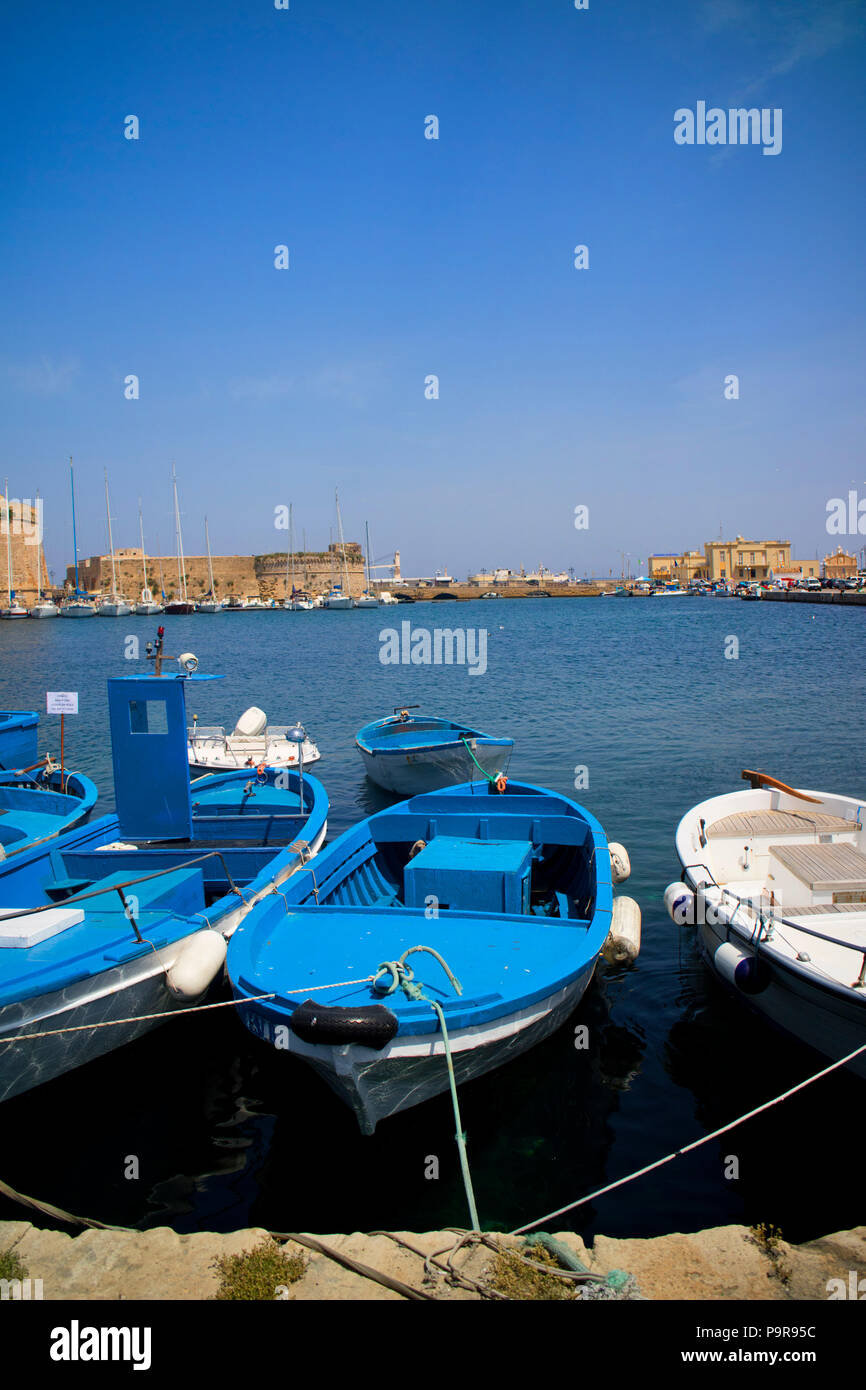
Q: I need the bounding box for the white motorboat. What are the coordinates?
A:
[188,707,321,772]
[668,770,866,1078]
[289,593,315,611]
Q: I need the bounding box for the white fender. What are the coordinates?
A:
[664,881,695,925]
[166,931,227,1001]
[608,843,631,884]
[601,895,641,965]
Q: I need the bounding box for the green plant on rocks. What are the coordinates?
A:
[748,1223,791,1286]
[0,1248,27,1282]
[486,1241,578,1301]
[211,1238,307,1300]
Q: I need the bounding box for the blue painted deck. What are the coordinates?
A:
[229,779,612,1039]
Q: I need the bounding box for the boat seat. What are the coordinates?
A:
[45,866,207,919]
[708,810,857,838]
[769,842,866,894]
[45,876,93,902]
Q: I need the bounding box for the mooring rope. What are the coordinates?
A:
[2,1042,862,1298]
[0,975,380,1046]
[372,945,478,1229]
[509,1039,866,1236]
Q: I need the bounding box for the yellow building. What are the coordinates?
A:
[648,551,708,582]
[704,538,791,582]
[823,546,858,580]
[649,538,798,583]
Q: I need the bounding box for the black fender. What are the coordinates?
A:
[289,1000,399,1051]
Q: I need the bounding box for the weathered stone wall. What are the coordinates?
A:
[1,1220,862,1301]
[66,547,368,601]
[0,495,50,602]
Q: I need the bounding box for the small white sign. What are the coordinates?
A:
[46,692,79,715]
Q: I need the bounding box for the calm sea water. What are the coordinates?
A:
[0,597,863,1241]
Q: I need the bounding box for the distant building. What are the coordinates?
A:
[650,537,795,583]
[648,550,708,582]
[1,491,50,601]
[823,546,857,580]
[68,543,369,601]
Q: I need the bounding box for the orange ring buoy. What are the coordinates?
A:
[495,774,507,794]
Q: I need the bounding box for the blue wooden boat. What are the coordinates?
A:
[0,666,328,1104]
[0,709,98,856]
[0,711,39,771]
[228,779,615,1133]
[0,768,98,859]
[356,709,513,796]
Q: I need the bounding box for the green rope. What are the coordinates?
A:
[430,999,480,1233]
[372,945,478,1231]
[459,735,502,787]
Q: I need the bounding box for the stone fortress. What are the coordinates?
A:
[1,492,50,602]
[67,542,375,603]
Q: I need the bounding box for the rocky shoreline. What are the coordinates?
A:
[2,1220,863,1301]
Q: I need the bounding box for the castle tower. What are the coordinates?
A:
[1,491,50,601]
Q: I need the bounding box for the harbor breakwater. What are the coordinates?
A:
[760,589,866,607]
[2,1220,863,1300]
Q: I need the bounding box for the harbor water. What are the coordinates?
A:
[0,596,863,1241]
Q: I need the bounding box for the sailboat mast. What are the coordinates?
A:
[104,471,119,598]
[205,516,216,595]
[290,504,295,596]
[35,488,43,599]
[69,459,82,595]
[172,465,188,602]
[335,489,350,591]
[138,502,147,590]
[4,477,12,606]
[365,520,372,591]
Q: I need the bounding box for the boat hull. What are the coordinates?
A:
[675,785,866,1078]
[0,814,328,1103]
[60,604,96,617]
[237,966,597,1133]
[0,932,216,1104]
[358,741,509,795]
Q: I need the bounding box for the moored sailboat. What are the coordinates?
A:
[196,517,223,612]
[59,460,97,617]
[134,501,163,615]
[96,471,132,616]
[164,465,195,614]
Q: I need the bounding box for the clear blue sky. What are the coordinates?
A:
[1,0,864,580]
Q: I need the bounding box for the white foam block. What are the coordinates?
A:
[0,907,85,948]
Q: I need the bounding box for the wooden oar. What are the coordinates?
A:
[741,769,822,803]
